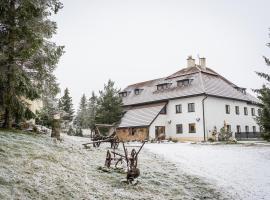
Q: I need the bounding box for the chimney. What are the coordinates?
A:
[199,57,206,70]
[187,56,195,68]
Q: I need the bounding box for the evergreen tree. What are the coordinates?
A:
[59,88,74,122]
[35,96,57,128]
[0,0,64,128]
[87,91,97,131]
[255,34,270,141]
[74,94,88,129]
[96,80,123,125]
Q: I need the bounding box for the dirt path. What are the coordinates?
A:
[0,132,231,200]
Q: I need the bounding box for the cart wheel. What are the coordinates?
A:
[105,150,111,168]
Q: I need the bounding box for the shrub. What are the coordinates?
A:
[171,138,178,143]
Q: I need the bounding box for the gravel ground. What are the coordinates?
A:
[0,131,231,200]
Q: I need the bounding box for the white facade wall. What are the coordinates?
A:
[204,96,260,138]
[149,96,205,140]
[149,95,260,141]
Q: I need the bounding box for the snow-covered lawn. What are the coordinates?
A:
[0,131,231,200]
[145,142,270,200]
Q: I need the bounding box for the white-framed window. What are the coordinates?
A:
[251,108,255,116]
[189,123,196,133]
[226,125,231,132]
[188,103,195,112]
[225,105,230,114]
[245,126,249,133]
[176,124,183,134]
[244,107,248,115]
[175,104,182,113]
[236,125,241,133]
[235,106,239,115]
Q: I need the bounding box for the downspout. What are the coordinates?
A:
[202,95,208,141]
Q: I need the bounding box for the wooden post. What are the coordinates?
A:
[51,113,61,140]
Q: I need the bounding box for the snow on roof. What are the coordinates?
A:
[118,103,166,128]
[121,65,260,106]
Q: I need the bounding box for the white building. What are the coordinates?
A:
[116,56,261,141]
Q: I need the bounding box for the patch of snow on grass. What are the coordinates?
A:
[145,142,270,200]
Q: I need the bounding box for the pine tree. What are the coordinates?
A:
[59,88,74,123]
[74,94,88,129]
[0,0,64,128]
[35,95,57,128]
[96,79,123,125]
[87,91,97,131]
[255,35,270,141]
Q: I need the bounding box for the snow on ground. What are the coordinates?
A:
[145,142,270,200]
[0,131,232,200]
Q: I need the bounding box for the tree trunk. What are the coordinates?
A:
[3,108,12,129]
[2,0,16,129]
[51,118,61,140]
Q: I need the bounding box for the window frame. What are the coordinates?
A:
[175,104,182,114]
[236,125,241,133]
[176,124,183,134]
[188,103,195,112]
[189,123,196,133]
[245,125,249,133]
[235,106,239,115]
[226,124,231,132]
[225,105,230,114]
[244,107,248,115]
[251,108,255,116]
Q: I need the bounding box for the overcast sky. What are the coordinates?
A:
[52,0,270,109]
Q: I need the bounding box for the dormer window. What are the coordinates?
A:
[234,86,246,94]
[134,88,143,95]
[157,83,171,91]
[119,91,128,97]
[177,79,191,87]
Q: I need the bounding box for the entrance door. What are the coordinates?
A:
[155,126,165,138]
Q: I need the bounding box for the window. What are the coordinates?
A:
[252,126,256,133]
[251,108,255,116]
[189,123,196,133]
[188,103,195,112]
[175,104,182,113]
[160,106,167,114]
[119,92,128,97]
[245,126,249,133]
[244,107,248,115]
[157,83,171,91]
[226,125,231,132]
[176,124,183,134]
[177,79,191,87]
[134,89,142,95]
[155,126,165,138]
[235,106,239,115]
[225,105,230,114]
[236,125,241,133]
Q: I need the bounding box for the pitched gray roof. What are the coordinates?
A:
[118,103,166,128]
[121,65,260,106]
